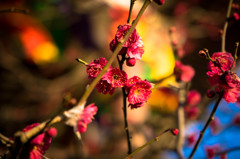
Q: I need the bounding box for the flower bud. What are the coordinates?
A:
[207,89,215,98]
[169,26,176,33]
[126,58,136,67]
[47,128,58,137]
[171,128,179,136]
[153,0,165,5]
[233,13,240,21]
[198,50,207,58]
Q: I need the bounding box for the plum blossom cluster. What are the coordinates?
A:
[87,58,128,95]
[86,58,152,109]
[64,103,98,138]
[21,123,57,159]
[110,24,144,66]
[206,52,240,103]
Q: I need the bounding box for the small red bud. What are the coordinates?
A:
[153,0,165,5]
[171,128,179,136]
[233,13,240,21]
[47,128,57,137]
[207,89,215,98]
[169,26,176,33]
[172,40,178,46]
[126,58,136,67]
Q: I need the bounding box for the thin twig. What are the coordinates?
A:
[0,133,14,145]
[215,146,240,156]
[127,0,136,24]
[0,7,29,14]
[188,91,224,159]
[117,55,132,154]
[221,0,233,52]
[125,128,173,159]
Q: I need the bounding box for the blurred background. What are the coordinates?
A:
[0,0,240,158]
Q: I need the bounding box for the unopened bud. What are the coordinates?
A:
[126,58,136,67]
[172,40,178,46]
[233,13,240,21]
[169,26,176,33]
[207,89,216,98]
[47,128,58,137]
[171,128,179,136]
[153,0,165,5]
[198,50,207,58]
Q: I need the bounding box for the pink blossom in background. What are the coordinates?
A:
[184,106,199,120]
[233,113,240,125]
[102,67,127,88]
[174,61,195,82]
[186,133,197,146]
[205,144,226,159]
[78,104,98,133]
[86,57,108,79]
[210,117,221,135]
[207,52,235,77]
[110,24,144,60]
[187,90,201,106]
[128,80,152,109]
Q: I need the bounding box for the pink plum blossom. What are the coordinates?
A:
[102,67,127,88]
[174,61,195,82]
[187,90,201,106]
[207,52,235,77]
[64,103,98,139]
[86,57,107,79]
[110,24,144,60]
[96,79,115,95]
[208,71,240,103]
[128,79,152,109]
[78,104,98,133]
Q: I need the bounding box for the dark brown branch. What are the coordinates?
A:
[188,91,224,159]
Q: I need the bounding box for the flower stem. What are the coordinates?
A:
[125,128,172,159]
[188,91,224,159]
[177,82,187,159]
[122,87,132,154]
[117,55,132,154]
[0,7,29,14]
[221,0,233,52]
[234,42,239,62]
[127,0,136,24]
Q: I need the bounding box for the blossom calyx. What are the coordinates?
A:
[153,0,165,5]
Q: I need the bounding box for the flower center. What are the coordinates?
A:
[113,75,119,80]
